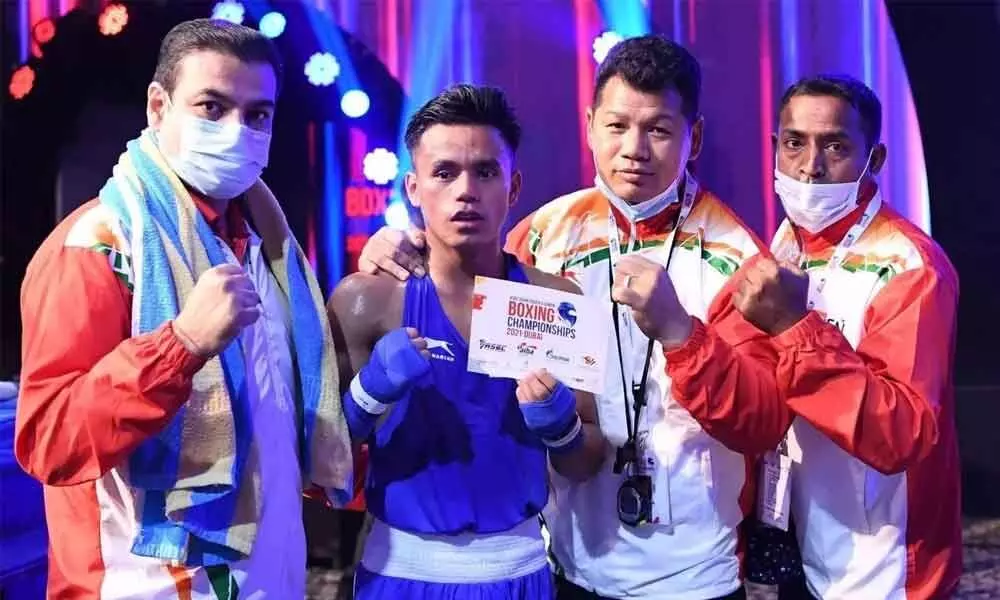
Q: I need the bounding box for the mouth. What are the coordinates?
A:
[616,169,654,181]
[451,211,485,223]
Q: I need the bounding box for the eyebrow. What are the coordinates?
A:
[430,159,459,169]
[603,110,677,123]
[195,88,275,109]
[471,158,501,169]
[781,127,851,140]
[430,157,502,169]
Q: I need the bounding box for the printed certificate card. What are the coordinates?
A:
[468,276,609,394]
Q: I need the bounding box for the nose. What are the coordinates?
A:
[620,127,651,163]
[216,107,243,127]
[453,171,481,204]
[800,145,827,182]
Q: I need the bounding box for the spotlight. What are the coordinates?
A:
[363,149,399,186]
[259,12,286,38]
[592,31,624,63]
[305,52,340,87]
[384,201,411,230]
[98,4,128,36]
[211,1,245,25]
[33,19,55,45]
[9,65,35,100]
[341,90,370,118]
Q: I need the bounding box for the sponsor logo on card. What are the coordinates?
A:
[546,349,571,363]
[479,339,507,353]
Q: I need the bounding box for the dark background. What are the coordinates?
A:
[885,0,1000,516]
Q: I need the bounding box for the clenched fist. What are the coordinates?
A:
[172,264,262,357]
[733,258,809,335]
[358,327,432,405]
[610,255,693,349]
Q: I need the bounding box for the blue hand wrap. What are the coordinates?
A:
[343,328,431,440]
[519,381,584,454]
[343,392,379,440]
[359,327,431,403]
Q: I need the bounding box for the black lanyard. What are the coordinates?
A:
[606,210,684,450]
[608,258,656,449]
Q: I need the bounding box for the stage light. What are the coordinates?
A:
[259,11,286,38]
[305,52,340,87]
[593,31,624,63]
[212,1,245,25]
[363,149,399,185]
[341,90,370,118]
[9,65,35,100]
[99,4,128,36]
[384,201,411,230]
[33,19,55,45]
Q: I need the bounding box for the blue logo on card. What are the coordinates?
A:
[558,302,577,326]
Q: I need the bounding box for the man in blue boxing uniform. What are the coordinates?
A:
[327,84,606,599]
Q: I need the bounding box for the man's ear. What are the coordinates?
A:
[687,115,705,163]
[509,170,522,208]
[870,143,888,175]
[147,82,168,129]
[584,106,596,152]
[404,172,420,208]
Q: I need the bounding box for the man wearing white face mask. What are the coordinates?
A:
[15,19,352,599]
[735,74,962,599]
[357,36,791,599]
[156,85,273,201]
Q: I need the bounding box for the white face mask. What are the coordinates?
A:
[158,92,272,200]
[594,136,690,223]
[774,150,874,234]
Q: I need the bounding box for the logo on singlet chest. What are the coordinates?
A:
[425,336,456,362]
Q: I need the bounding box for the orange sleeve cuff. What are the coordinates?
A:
[162,322,209,378]
[772,310,842,350]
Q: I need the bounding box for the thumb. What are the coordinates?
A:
[610,284,638,308]
[211,263,244,276]
[407,228,427,250]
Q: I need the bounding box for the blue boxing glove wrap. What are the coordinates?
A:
[519,381,584,455]
[343,328,431,439]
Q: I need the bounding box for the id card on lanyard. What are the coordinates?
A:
[758,193,882,531]
[607,175,697,528]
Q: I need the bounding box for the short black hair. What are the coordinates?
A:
[779,74,882,150]
[404,84,521,155]
[593,35,701,123]
[153,19,283,94]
